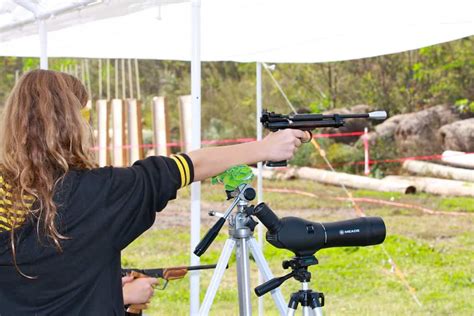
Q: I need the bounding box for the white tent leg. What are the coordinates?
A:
[38,19,48,70]
[190,0,201,315]
[256,62,264,315]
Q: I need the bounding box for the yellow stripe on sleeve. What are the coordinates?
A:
[0,205,28,215]
[0,223,11,231]
[0,176,12,189]
[171,156,186,188]
[0,215,9,224]
[175,155,191,186]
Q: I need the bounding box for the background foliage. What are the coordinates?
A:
[1,36,472,173]
[1,36,472,136]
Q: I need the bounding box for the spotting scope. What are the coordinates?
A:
[253,203,386,256]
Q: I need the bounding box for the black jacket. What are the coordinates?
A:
[0,155,193,315]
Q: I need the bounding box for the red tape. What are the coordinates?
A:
[90,132,365,151]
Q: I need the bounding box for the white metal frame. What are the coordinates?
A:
[190,0,201,314]
[10,0,98,70]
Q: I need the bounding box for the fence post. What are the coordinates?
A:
[364,127,370,175]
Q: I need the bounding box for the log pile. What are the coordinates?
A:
[255,166,474,197]
[295,167,417,194]
[254,167,416,194]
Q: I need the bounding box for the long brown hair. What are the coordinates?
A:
[0,70,96,276]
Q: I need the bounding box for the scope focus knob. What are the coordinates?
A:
[243,187,256,201]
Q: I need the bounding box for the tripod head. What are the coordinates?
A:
[255,255,319,297]
[194,165,257,257]
[193,183,256,257]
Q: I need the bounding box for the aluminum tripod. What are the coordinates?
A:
[195,184,287,315]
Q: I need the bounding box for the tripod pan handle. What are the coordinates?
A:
[254,272,293,297]
[194,217,226,257]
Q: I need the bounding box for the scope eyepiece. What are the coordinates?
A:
[253,203,282,233]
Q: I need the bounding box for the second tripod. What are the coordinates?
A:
[255,256,324,316]
[194,184,287,315]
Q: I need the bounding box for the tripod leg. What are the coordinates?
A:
[248,238,287,315]
[199,239,236,315]
[236,237,252,316]
[312,307,323,316]
[302,306,313,316]
[308,291,323,316]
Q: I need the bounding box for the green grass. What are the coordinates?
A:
[439,197,474,212]
[122,179,474,315]
[354,189,474,213]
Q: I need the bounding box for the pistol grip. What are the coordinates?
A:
[266,160,287,167]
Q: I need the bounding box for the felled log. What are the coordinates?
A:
[403,160,474,182]
[441,151,474,169]
[295,167,416,194]
[384,175,474,197]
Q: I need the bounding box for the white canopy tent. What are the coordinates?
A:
[1,0,474,62]
[1,0,473,315]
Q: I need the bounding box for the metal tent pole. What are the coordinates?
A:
[38,19,47,69]
[12,0,97,70]
[190,0,201,315]
[256,61,264,316]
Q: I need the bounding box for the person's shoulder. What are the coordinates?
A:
[67,166,114,193]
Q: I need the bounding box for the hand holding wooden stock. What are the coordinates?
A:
[122,264,218,314]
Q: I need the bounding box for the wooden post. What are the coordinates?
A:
[111,99,125,166]
[152,96,170,156]
[364,127,370,175]
[127,98,144,164]
[178,95,193,153]
[96,99,109,167]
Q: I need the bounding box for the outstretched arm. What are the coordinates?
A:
[188,129,309,182]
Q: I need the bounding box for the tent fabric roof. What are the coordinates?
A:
[0,0,473,63]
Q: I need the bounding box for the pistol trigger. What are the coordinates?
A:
[159,280,169,290]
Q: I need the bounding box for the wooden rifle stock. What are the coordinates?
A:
[123,264,219,314]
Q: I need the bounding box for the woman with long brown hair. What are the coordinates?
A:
[0,69,308,315]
